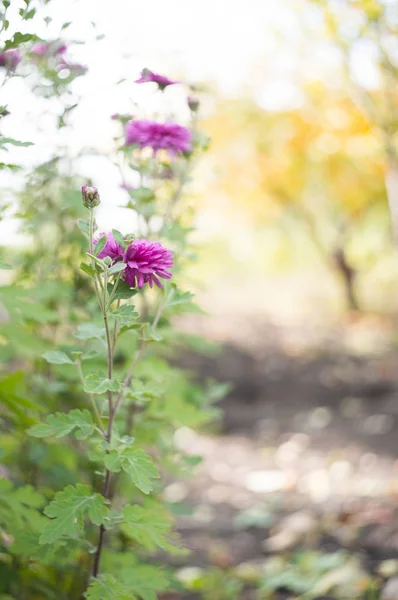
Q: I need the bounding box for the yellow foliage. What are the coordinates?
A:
[203,83,387,224]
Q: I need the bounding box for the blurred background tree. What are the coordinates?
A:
[205,83,389,312]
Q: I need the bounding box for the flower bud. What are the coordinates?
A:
[81,185,100,209]
[187,95,200,112]
[103,256,113,267]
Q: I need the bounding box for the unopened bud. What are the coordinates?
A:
[187,95,200,112]
[103,256,112,267]
[81,185,100,209]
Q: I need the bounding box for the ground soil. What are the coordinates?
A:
[164,314,398,598]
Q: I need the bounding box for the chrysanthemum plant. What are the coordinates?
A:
[13,72,221,599]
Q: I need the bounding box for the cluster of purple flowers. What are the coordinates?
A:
[31,40,67,57]
[0,40,85,75]
[95,233,173,289]
[125,120,192,155]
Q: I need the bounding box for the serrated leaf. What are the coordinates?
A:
[0,480,45,532]
[141,324,162,343]
[108,280,137,300]
[85,574,130,600]
[40,484,108,544]
[28,409,94,439]
[94,235,107,256]
[121,504,175,552]
[108,262,126,275]
[84,374,122,394]
[110,304,138,327]
[75,323,105,340]
[42,350,74,365]
[0,371,44,425]
[80,262,96,277]
[122,565,170,600]
[119,448,159,494]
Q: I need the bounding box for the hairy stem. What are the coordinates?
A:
[76,360,105,434]
[88,208,114,579]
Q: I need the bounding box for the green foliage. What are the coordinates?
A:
[0,479,45,531]
[110,304,138,326]
[0,6,218,597]
[83,374,122,394]
[43,351,75,365]
[40,484,109,544]
[85,575,130,600]
[28,409,94,440]
[104,447,159,494]
[120,504,176,551]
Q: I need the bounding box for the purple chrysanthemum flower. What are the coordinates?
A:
[124,239,173,289]
[94,232,124,261]
[135,68,179,90]
[0,49,21,70]
[125,120,192,155]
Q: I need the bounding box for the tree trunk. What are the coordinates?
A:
[333,248,360,312]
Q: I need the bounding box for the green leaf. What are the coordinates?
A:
[80,262,96,277]
[121,504,175,552]
[108,262,126,275]
[84,374,122,394]
[0,479,45,532]
[108,279,137,301]
[40,484,109,544]
[4,31,35,49]
[42,350,74,365]
[0,260,11,270]
[104,450,122,472]
[86,252,106,269]
[94,235,107,256]
[122,565,170,600]
[0,136,33,148]
[110,304,138,327]
[0,371,44,426]
[28,409,94,439]
[141,324,162,343]
[165,285,203,315]
[85,575,130,600]
[130,187,155,203]
[119,448,159,494]
[112,229,125,247]
[75,323,105,340]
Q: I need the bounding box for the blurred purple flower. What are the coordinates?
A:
[56,58,87,75]
[120,182,135,191]
[135,68,179,90]
[124,239,173,289]
[94,232,124,261]
[0,49,22,70]
[31,41,67,57]
[125,120,192,155]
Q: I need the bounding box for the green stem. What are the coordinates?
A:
[88,207,115,579]
[76,360,105,434]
